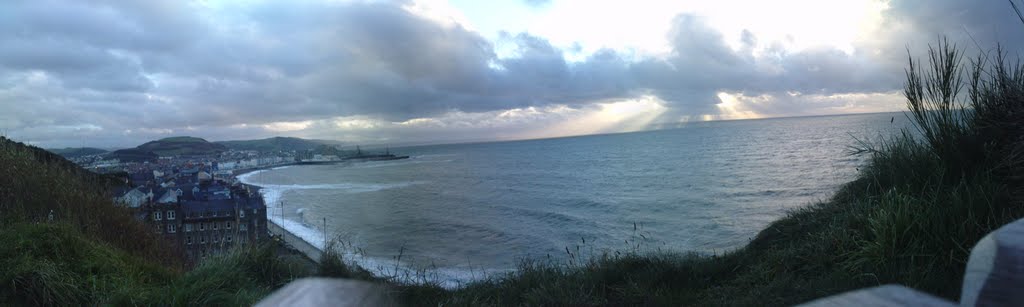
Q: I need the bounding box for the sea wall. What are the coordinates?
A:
[269,220,322,263]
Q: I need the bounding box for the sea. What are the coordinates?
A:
[238,112,912,287]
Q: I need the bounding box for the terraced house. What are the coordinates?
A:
[133,172,268,264]
[179,193,267,262]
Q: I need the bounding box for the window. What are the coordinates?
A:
[226,221,232,229]
[199,223,205,231]
[153,211,162,221]
[239,210,245,218]
[200,236,206,244]
[226,236,233,243]
[185,223,193,232]
[154,225,162,234]
[186,236,193,245]
[213,236,219,243]
[213,222,219,230]
[240,223,247,231]
[168,224,176,233]
[253,208,257,214]
[167,210,175,220]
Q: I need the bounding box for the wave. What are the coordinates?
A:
[263,198,503,288]
[346,158,453,169]
[257,181,420,193]
[239,173,489,287]
[234,169,266,183]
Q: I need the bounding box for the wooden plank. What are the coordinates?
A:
[255,277,395,307]
[961,218,1024,306]
[797,285,954,307]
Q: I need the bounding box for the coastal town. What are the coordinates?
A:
[58,136,408,265]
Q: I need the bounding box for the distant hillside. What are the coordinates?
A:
[107,148,159,162]
[47,147,108,158]
[216,136,339,152]
[135,136,227,156]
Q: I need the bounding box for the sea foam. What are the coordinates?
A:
[238,168,491,288]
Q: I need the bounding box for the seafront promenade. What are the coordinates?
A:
[268,220,323,263]
[235,168,325,264]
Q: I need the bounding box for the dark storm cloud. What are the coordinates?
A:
[1,0,1022,147]
[886,0,1024,51]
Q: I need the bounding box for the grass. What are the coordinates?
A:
[0,39,1021,306]
[0,223,174,306]
[0,136,311,306]
[0,137,181,266]
[115,243,310,306]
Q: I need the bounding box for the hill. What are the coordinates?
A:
[0,136,178,304]
[46,147,108,158]
[216,136,336,152]
[106,148,159,162]
[135,136,228,156]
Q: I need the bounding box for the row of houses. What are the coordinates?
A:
[216,156,291,171]
[86,149,297,175]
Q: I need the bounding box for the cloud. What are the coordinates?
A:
[0,0,1020,148]
[522,0,551,8]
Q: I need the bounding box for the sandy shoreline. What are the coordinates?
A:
[233,163,325,264]
[230,162,299,177]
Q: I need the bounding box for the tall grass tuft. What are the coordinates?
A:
[840,39,1023,297]
[113,243,308,306]
[317,239,378,280]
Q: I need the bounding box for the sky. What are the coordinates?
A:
[1,0,1022,148]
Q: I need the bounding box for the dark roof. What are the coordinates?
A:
[111,186,130,197]
[180,194,264,216]
[129,172,154,185]
[181,199,235,215]
[235,194,264,209]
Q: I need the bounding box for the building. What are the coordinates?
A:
[116,187,153,208]
[135,179,268,264]
[178,193,267,262]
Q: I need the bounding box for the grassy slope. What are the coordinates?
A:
[0,137,309,306]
